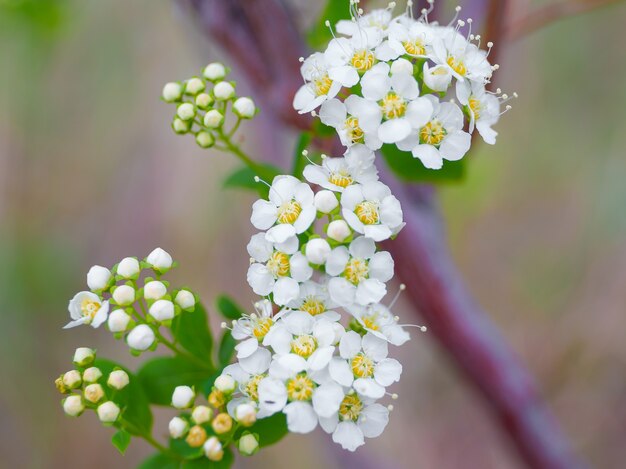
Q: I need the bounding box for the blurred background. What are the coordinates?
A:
[1,0,625,467]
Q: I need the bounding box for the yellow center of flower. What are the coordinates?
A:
[446,55,466,76]
[252,317,274,340]
[244,374,264,401]
[286,374,315,401]
[301,296,326,316]
[266,251,290,278]
[355,200,379,225]
[344,258,369,285]
[339,394,364,421]
[277,199,302,224]
[345,117,364,144]
[351,354,375,378]
[313,74,333,96]
[420,120,446,146]
[380,92,407,120]
[350,49,375,72]
[403,39,426,56]
[81,299,101,320]
[328,170,354,188]
[469,97,481,119]
[362,315,380,331]
[291,334,317,358]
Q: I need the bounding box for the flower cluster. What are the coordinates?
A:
[295,0,515,169]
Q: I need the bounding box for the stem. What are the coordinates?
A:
[216,129,259,170]
[121,418,177,458]
[228,117,242,138]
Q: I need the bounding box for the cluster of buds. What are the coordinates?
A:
[167,380,260,461]
[64,247,197,354]
[55,348,129,424]
[162,62,257,149]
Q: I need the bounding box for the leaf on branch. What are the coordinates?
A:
[307,0,352,48]
[171,303,214,368]
[223,163,282,197]
[217,330,237,368]
[180,449,234,468]
[235,413,288,447]
[381,144,466,183]
[111,429,131,455]
[137,453,180,469]
[216,295,245,320]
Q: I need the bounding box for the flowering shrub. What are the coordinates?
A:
[55,1,512,466]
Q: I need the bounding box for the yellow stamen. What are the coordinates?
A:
[446,55,467,76]
[403,40,425,56]
[345,117,364,144]
[291,335,317,358]
[286,374,315,401]
[313,74,333,96]
[469,97,481,119]
[355,201,379,225]
[301,296,326,316]
[266,251,290,278]
[350,49,375,72]
[380,92,407,120]
[339,394,364,421]
[244,375,264,401]
[351,354,375,378]
[362,315,380,331]
[81,299,101,321]
[328,170,354,188]
[277,200,302,224]
[344,258,369,285]
[419,120,446,146]
[252,317,274,340]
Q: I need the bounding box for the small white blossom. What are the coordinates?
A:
[287,280,341,321]
[348,303,410,346]
[456,81,500,144]
[107,370,130,390]
[303,145,378,193]
[235,403,257,426]
[423,62,453,92]
[73,347,95,367]
[175,290,196,310]
[97,401,120,423]
[305,238,331,265]
[231,300,276,358]
[169,416,189,439]
[172,385,195,409]
[314,190,339,214]
[327,219,352,243]
[233,97,256,118]
[107,309,131,333]
[65,291,109,329]
[144,280,167,300]
[431,29,493,87]
[84,383,105,404]
[162,82,183,102]
[195,92,213,109]
[185,77,205,95]
[63,395,84,417]
[192,405,213,424]
[117,257,140,278]
[112,285,135,306]
[126,324,155,351]
[82,367,102,383]
[319,97,383,150]
[148,299,175,322]
[204,436,224,461]
[146,247,173,272]
[63,370,82,389]
[385,18,435,59]
[86,265,111,291]
[177,103,196,121]
[238,433,259,455]
[214,374,236,394]
[203,109,224,128]
[293,53,342,114]
[196,132,214,148]
[203,62,226,81]
[213,81,235,100]
[325,33,383,88]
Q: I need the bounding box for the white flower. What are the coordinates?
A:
[250,175,316,243]
[456,81,500,144]
[146,247,173,272]
[86,265,111,291]
[325,32,383,88]
[82,367,102,383]
[112,285,135,306]
[64,291,109,329]
[63,370,82,389]
[329,331,402,399]
[162,82,183,102]
[107,370,130,390]
[204,436,224,461]
[203,109,224,128]
[192,405,213,424]
[222,348,272,405]
[231,300,277,359]
[126,324,155,351]
[235,403,257,426]
[348,303,410,345]
[84,383,105,403]
[336,8,393,38]
[185,77,205,95]
[172,385,195,409]
[327,219,352,243]
[423,62,453,92]
[148,299,175,322]
[326,237,394,307]
[319,96,383,150]
[238,433,259,455]
[303,144,378,192]
[233,97,256,118]
[97,401,120,423]
[175,290,196,309]
[213,81,235,100]
[203,62,226,81]
[63,395,84,417]
[385,18,435,59]
[172,118,191,134]
[195,92,213,110]
[196,132,214,149]
[305,238,331,265]
[293,53,342,114]
[287,280,341,321]
[341,181,404,242]
[432,28,493,86]
[214,374,236,393]
[398,95,471,169]
[73,347,95,367]
[246,234,312,306]
[108,309,131,333]
[144,280,167,300]
[314,190,339,214]
[169,416,189,439]
[177,103,196,121]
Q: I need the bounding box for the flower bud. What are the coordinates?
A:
[83,367,103,383]
[175,290,196,310]
[213,81,235,101]
[203,436,224,461]
[126,324,155,351]
[327,219,351,243]
[55,376,68,394]
[196,131,215,149]
[87,265,111,291]
[195,93,213,110]
[211,413,233,434]
[173,118,191,134]
[97,401,120,423]
[203,63,226,81]
[185,77,205,95]
[203,109,224,129]
[177,103,196,121]
[235,403,257,427]
[112,285,135,306]
[172,385,195,409]
[63,370,82,389]
[305,238,331,265]
[117,257,140,279]
[84,383,105,404]
[237,433,259,456]
[73,347,96,367]
[214,374,236,394]
[144,280,167,300]
[186,425,207,448]
[208,390,225,408]
[107,370,130,390]
[191,405,213,424]
[314,190,339,214]
[63,395,84,417]
[390,57,413,75]
[108,309,131,333]
[146,247,173,272]
[423,63,452,92]
[169,416,188,439]
[149,299,175,322]
[233,97,255,119]
[162,82,183,102]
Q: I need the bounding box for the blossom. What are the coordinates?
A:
[172,385,195,409]
[162,82,183,102]
[97,401,120,423]
[204,436,224,461]
[385,18,435,59]
[116,257,140,279]
[327,219,352,243]
[304,238,332,265]
[126,324,155,351]
[423,62,453,92]
[73,347,95,367]
[175,290,196,310]
[107,370,130,390]
[144,280,167,300]
[86,265,111,291]
[348,302,410,346]
[336,8,393,38]
[456,81,500,144]
[325,32,383,89]
[107,309,131,333]
[231,300,277,359]
[112,285,135,306]
[63,395,84,417]
[146,247,173,272]
[203,62,226,81]
[238,433,260,455]
[287,280,341,321]
[293,53,343,114]
[303,144,378,192]
[169,416,189,439]
[314,190,339,214]
[148,299,175,322]
[319,97,383,150]
[64,291,109,329]
[192,406,213,425]
[233,97,256,118]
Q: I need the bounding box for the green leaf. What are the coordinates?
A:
[223,163,282,197]
[171,303,214,367]
[137,357,214,406]
[307,0,352,48]
[111,429,132,455]
[216,295,245,320]
[291,132,313,178]
[217,330,237,368]
[171,437,205,460]
[236,413,288,447]
[381,143,466,183]
[136,453,180,469]
[181,448,234,468]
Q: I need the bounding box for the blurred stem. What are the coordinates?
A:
[120,418,175,457]
[216,128,278,180]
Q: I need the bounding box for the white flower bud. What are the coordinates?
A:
[83,367,103,383]
[213,81,235,100]
[203,436,224,461]
[423,63,453,92]
[149,299,175,322]
[191,405,213,424]
[63,370,82,389]
[73,347,96,367]
[203,109,224,129]
[177,103,196,121]
[169,416,189,439]
[117,257,140,279]
[144,280,167,300]
[195,92,213,110]
[172,385,195,409]
[162,82,183,102]
[196,131,215,149]
[233,97,255,119]
[390,58,414,75]
[305,238,331,265]
[112,285,135,306]
[238,433,259,456]
[146,247,173,272]
[84,383,105,404]
[107,370,130,390]
[97,401,120,423]
[235,403,257,427]
[327,219,351,242]
[108,309,131,333]
[175,290,196,310]
[126,324,155,351]
[314,190,339,214]
[203,63,226,81]
[185,77,205,95]
[214,374,236,394]
[63,395,84,417]
[173,118,191,134]
[87,265,111,291]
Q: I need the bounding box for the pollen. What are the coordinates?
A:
[313,74,333,96]
[468,97,481,119]
[291,334,317,358]
[328,169,354,188]
[362,314,380,331]
[355,200,379,225]
[301,296,326,316]
[350,49,375,73]
[344,258,369,285]
[81,299,101,320]
[277,199,302,224]
[286,374,315,401]
[345,117,365,144]
[339,394,364,421]
[403,39,426,56]
[446,55,467,76]
[420,120,447,146]
[266,251,291,278]
[244,374,264,401]
[351,353,375,378]
[252,317,274,340]
[380,92,407,120]
[208,390,225,408]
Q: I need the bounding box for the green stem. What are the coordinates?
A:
[121,418,176,458]
[216,129,259,171]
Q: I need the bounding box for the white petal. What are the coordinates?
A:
[353,378,385,399]
[290,252,313,282]
[339,330,362,359]
[312,383,344,418]
[293,206,316,233]
[374,358,402,386]
[412,144,443,170]
[328,277,356,307]
[273,277,300,306]
[378,118,412,144]
[359,404,389,438]
[363,225,392,242]
[325,247,350,276]
[328,65,360,88]
[239,348,271,375]
[250,200,277,230]
[390,72,419,100]
[284,402,318,433]
[283,310,314,335]
[308,346,334,371]
[235,337,258,359]
[406,97,434,129]
[368,251,394,282]
[319,415,339,434]
[361,69,391,101]
[247,233,273,262]
[332,421,365,451]
[329,357,354,387]
[319,99,347,128]
[258,377,287,415]
[265,224,297,244]
[355,279,387,305]
[349,236,376,259]
[440,130,471,161]
[247,264,274,296]
[362,333,388,361]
